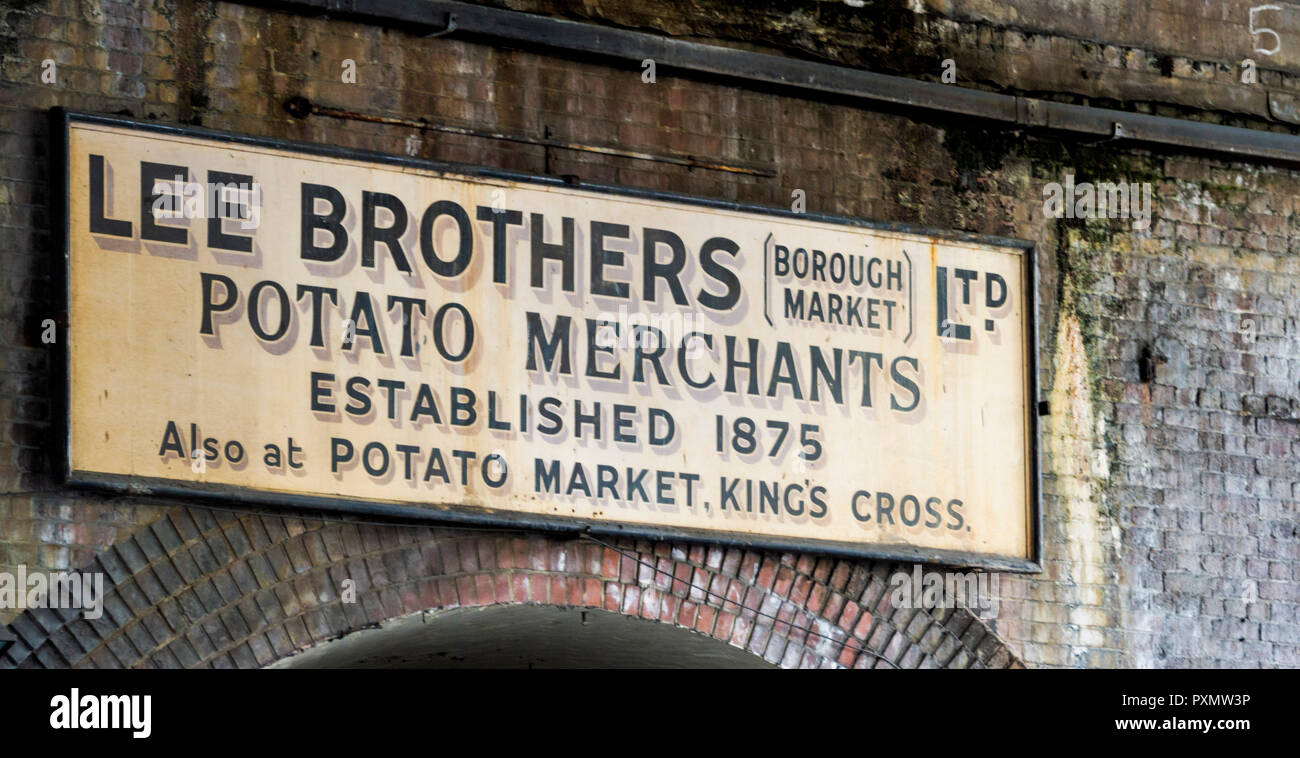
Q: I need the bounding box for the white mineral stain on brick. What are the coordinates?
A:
[1043,293,1127,666]
[811,617,840,659]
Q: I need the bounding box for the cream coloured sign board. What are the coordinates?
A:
[61,113,1040,570]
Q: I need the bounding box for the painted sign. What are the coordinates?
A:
[61,113,1040,570]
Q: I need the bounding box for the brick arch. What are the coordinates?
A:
[0,505,1023,669]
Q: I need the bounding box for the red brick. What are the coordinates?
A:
[599,547,620,578]
[677,600,697,628]
[582,577,602,607]
[773,566,795,598]
[659,594,680,625]
[619,553,638,583]
[829,562,852,591]
[640,588,660,619]
[791,574,813,605]
[725,579,745,610]
[399,586,422,615]
[672,561,693,596]
[822,593,846,624]
[853,610,874,640]
[417,579,440,609]
[715,611,736,642]
[455,575,476,606]
[695,604,717,636]
[689,568,709,602]
[756,557,778,590]
[496,539,518,570]
[838,600,861,631]
[807,582,827,615]
[436,578,459,608]
[621,586,641,616]
[774,603,797,638]
[653,557,672,590]
[603,582,622,612]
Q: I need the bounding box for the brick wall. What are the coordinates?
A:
[0,0,1296,667]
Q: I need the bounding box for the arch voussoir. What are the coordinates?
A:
[0,506,1023,670]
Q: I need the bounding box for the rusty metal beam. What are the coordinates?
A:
[282,96,777,177]
[248,0,1300,167]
